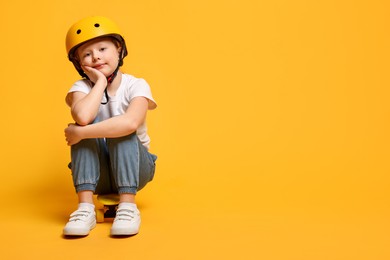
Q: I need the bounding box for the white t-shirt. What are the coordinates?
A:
[68,74,157,150]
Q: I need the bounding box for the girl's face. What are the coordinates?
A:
[76,37,122,77]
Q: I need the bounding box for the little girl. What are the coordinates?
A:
[63,16,157,236]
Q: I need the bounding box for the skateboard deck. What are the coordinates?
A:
[95,194,120,223]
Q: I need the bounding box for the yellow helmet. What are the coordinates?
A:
[65,16,128,77]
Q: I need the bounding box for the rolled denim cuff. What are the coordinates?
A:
[75,183,96,193]
[118,186,137,194]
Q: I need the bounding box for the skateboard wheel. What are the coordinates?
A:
[96,208,105,223]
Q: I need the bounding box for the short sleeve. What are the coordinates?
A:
[130,78,157,110]
[68,79,92,94]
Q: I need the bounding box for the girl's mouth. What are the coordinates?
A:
[93,64,105,69]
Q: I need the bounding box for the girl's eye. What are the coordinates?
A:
[100,47,106,51]
[83,53,91,58]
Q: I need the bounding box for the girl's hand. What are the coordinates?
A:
[65,123,83,146]
[82,65,107,85]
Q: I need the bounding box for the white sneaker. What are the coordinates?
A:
[63,206,96,236]
[110,204,141,236]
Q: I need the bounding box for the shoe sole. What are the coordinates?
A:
[110,228,139,236]
[63,223,96,236]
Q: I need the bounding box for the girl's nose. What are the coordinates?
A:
[92,50,101,62]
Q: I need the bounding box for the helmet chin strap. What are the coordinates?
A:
[100,65,120,105]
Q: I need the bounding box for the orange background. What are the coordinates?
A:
[0,0,390,259]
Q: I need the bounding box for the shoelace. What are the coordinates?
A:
[114,208,137,222]
[69,209,93,222]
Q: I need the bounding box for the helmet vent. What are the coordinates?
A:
[94,23,100,27]
[76,29,81,34]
